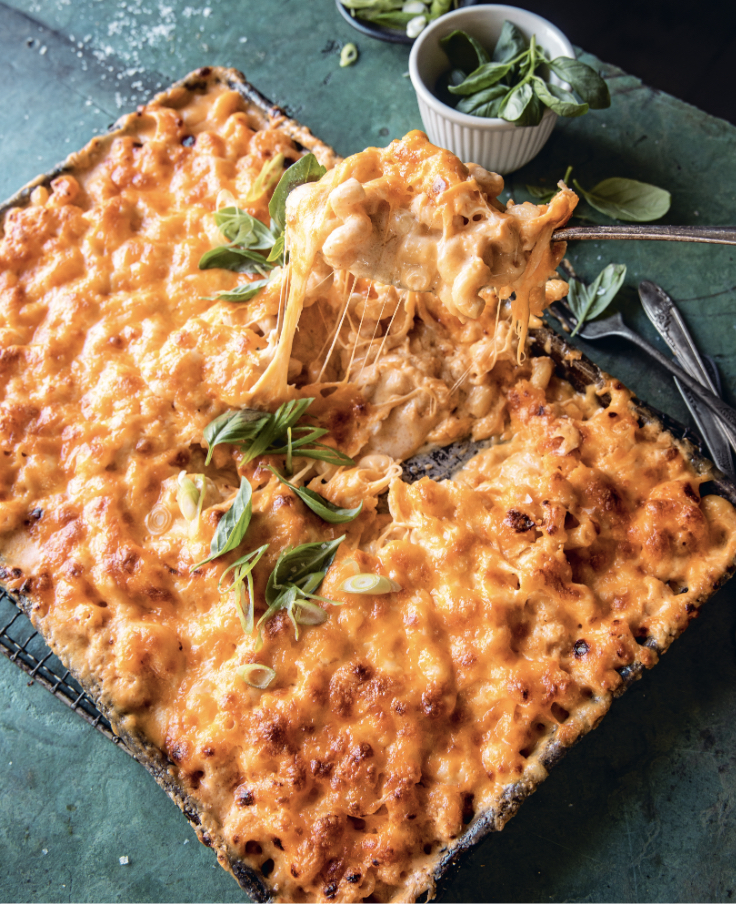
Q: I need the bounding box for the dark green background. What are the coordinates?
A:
[1,1,735,901]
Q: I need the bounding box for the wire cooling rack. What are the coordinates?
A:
[0,585,130,754]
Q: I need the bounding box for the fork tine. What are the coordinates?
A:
[546,300,577,332]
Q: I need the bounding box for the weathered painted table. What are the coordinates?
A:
[1,1,735,901]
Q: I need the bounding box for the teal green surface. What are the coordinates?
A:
[1,1,735,901]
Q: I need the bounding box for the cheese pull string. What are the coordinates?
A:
[553,225,736,244]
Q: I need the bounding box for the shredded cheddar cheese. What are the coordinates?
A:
[1,69,735,904]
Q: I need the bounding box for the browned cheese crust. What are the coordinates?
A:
[1,69,736,904]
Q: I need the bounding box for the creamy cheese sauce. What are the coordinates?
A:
[1,77,735,904]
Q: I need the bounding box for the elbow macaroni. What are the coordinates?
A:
[0,69,734,904]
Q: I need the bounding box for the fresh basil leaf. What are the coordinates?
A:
[517,89,544,126]
[355,9,414,27]
[208,278,271,303]
[268,153,327,234]
[198,245,274,275]
[243,398,314,462]
[532,77,589,117]
[206,398,354,471]
[244,153,285,203]
[584,263,627,320]
[440,29,490,73]
[214,207,278,249]
[204,409,269,466]
[448,67,467,88]
[192,477,253,570]
[456,84,507,115]
[219,543,269,635]
[340,0,404,8]
[492,19,528,64]
[265,536,345,606]
[499,81,535,123]
[567,263,626,336]
[573,177,671,222]
[428,0,453,18]
[525,184,557,202]
[293,443,356,468]
[267,467,363,524]
[448,61,512,95]
[267,233,286,264]
[548,58,610,109]
[434,68,467,108]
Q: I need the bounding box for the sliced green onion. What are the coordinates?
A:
[340,42,359,67]
[342,558,362,577]
[145,504,173,536]
[244,152,285,203]
[293,600,329,626]
[406,14,426,38]
[177,471,202,522]
[339,573,402,594]
[238,663,276,690]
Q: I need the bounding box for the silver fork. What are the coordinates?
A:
[547,299,736,452]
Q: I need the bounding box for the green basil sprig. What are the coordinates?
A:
[268,153,326,234]
[257,536,345,644]
[526,166,671,222]
[340,0,455,37]
[191,476,253,571]
[566,263,627,336]
[267,466,363,524]
[573,177,671,222]
[199,153,326,302]
[203,398,355,473]
[219,543,270,634]
[204,278,271,303]
[441,21,610,126]
[204,409,269,466]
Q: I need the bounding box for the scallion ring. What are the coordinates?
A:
[339,573,401,594]
[177,471,202,522]
[145,504,173,536]
[238,663,276,690]
[340,42,358,68]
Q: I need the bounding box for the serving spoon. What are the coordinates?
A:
[552,225,736,244]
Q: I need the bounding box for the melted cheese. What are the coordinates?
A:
[1,72,735,904]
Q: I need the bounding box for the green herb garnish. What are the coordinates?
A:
[340,0,455,38]
[440,21,610,126]
[257,536,345,643]
[572,177,671,222]
[203,398,354,473]
[204,408,269,466]
[204,278,271,303]
[199,153,326,302]
[267,466,363,524]
[219,543,269,635]
[340,42,359,68]
[244,153,285,204]
[566,263,627,336]
[191,476,253,570]
[526,167,671,222]
[268,153,326,235]
[238,663,276,689]
[339,573,401,594]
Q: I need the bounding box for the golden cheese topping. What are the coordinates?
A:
[1,73,735,904]
[286,131,575,344]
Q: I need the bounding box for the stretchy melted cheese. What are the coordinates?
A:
[1,71,735,904]
[259,131,575,402]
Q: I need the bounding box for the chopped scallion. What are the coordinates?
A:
[339,573,401,594]
[238,663,276,690]
[145,504,172,536]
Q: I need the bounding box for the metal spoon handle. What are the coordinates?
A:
[552,225,736,245]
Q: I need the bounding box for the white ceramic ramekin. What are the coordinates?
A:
[409,5,575,174]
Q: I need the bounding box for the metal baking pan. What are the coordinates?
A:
[2,68,736,903]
